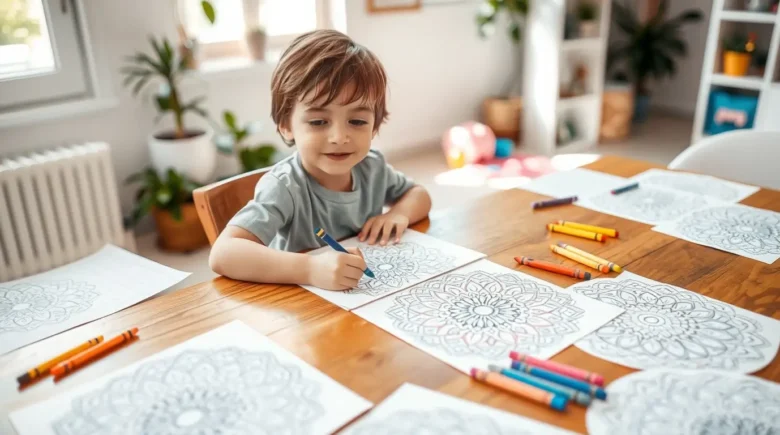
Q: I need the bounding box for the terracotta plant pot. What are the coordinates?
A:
[723,51,752,76]
[600,83,634,141]
[579,21,599,38]
[245,29,267,61]
[482,97,523,143]
[152,203,209,252]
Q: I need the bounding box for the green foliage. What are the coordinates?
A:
[201,1,216,24]
[0,0,41,45]
[608,0,703,96]
[476,0,528,44]
[125,167,199,224]
[120,36,208,138]
[217,110,277,172]
[578,2,598,21]
[239,146,277,172]
[723,33,751,53]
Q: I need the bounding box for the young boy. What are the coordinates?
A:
[209,30,432,291]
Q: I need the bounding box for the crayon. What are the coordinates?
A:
[514,256,591,280]
[547,223,605,242]
[611,182,639,195]
[314,227,375,278]
[509,350,605,386]
[511,360,607,400]
[488,364,592,406]
[51,328,139,379]
[551,245,610,273]
[555,242,622,273]
[531,196,577,210]
[556,220,619,238]
[16,336,103,386]
[470,367,568,411]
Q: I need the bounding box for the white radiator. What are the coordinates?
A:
[0,142,125,282]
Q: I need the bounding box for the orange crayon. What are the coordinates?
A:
[17,336,103,386]
[556,220,619,238]
[51,328,138,380]
[551,245,610,273]
[515,256,591,280]
[547,223,605,242]
[471,367,568,411]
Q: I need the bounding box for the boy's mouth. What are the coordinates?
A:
[324,152,353,161]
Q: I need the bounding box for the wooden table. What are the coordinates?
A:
[2,156,779,434]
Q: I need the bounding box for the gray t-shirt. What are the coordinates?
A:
[228,149,415,252]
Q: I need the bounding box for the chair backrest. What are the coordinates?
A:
[193,167,270,244]
[668,130,780,190]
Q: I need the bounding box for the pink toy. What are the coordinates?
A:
[442,121,496,168]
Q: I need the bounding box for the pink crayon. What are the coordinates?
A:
[509,351,604,386]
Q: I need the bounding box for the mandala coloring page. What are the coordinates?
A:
[654,204,780,264]
[586,369,780,435]
[633,169,759,203]
[0,245,189,355]
[522,168,630,199]
[570,272,780,373]
[302,230,485,310]
[353,260,623,373]
[10,321,372,435]
[577,184,717,225]
[343,383,577,435]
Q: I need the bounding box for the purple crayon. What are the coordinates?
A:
[532,196,578,210]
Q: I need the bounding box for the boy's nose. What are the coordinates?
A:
[328,125,349,145]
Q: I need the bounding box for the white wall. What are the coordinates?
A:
[0,0,516,222]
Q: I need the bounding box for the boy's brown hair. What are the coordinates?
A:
[271,30,389,145]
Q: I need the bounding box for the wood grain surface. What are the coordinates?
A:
[1,155,778,434]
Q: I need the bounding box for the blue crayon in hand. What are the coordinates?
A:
[511,360,607,400]
[314,228,375,279]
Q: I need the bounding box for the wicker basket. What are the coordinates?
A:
[482,97,523,143]
[600,84,634,141]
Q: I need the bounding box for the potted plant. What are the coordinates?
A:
[126,167,208,252]
[121,36,216,184]
[577,2,599,38]
[723,33,756,77]
[608,0,703,122]
[216,110,277,174]
[245,25,267,61]
[476,0,528,143]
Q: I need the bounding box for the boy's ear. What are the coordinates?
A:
[278,122,295,145]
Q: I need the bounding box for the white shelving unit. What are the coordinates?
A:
[692,0,780,143]
[522,0,611,155]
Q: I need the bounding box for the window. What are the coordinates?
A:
[180,0,332,60]
[0,0,96,114]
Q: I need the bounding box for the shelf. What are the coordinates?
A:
[561,38,602,52]
[711,73,764,90]
[557,94,598,110]
[720,10,777,24]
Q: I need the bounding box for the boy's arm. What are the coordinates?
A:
[359,185,432,245]
[388,185,431,224]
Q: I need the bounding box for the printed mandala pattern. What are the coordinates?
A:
[674,205,780,256]
[0,281,98,333]
[588,187,710,223]
[350,409,520,435]
[639,173,742,202]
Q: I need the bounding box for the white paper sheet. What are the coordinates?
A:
[569,271,780,373]
[632,168,760,203]
[10,320,372,435]
[653,203,780,264]
[586,369,780,435]
[343,383,576,435]
[577,184,720,225]
[0,245,189,355]
[302,230,486,310]
[353,259,624,374]
[521,168,629,199]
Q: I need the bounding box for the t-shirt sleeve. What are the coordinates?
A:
[382,159,415,204]
[227,174,294,245]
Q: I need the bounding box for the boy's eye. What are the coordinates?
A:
[308,120,326,126]
[350,119,369,126]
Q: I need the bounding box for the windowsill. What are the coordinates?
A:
[0,97,120,130]
[195,51,282,80]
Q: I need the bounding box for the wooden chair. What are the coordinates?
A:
[193,167,270,244]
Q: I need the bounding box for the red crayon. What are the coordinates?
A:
[509,351,605,386]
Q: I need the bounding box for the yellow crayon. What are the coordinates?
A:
[551,245,610,273]
[556,242,622,273]
[547,224,605,242]
[556,220,619,238]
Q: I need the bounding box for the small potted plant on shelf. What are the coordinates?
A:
[245,25,267,61]
[121,36,216,184]
[723,33,756,77]
[126,167,208,252]
[216,110,277,175]
[577,2,599,38]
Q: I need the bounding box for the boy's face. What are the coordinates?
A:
[280,84,376,179]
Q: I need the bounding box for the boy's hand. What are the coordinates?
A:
[359,212,409,245]
[308,248,367,291]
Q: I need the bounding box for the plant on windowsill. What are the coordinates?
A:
[215,110,277,175]
[475,0,528,144]
[577,2,599,38]
[723,33,756,77]
[121,36,216,185]
[126,167,208,252]
[245,25,267,61]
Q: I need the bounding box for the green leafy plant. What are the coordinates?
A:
[217,111,277,172]
[201,1,216,24]
[608,0,703,96]
[126,167,200,224]
[578,2,598,21]
[120,36,208,139]
[476,0,528,43]
[723,33,752,53]
[0,0,41,45]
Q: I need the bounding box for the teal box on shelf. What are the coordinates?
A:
[704,90,758,136]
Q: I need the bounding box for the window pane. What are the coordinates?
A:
[184,0,245,43]
[259,0,316,36]
[0,0,56,80]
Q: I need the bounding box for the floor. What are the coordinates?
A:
[137,113,694,289]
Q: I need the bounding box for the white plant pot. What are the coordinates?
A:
[579,21,599,38]
[148,127,216,184]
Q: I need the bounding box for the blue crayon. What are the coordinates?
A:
[511,360,607,400]
[611,182,639,195]
[488,364,591,406]
[314,227,375,278]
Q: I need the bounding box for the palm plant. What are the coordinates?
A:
[476,0,528,97]
[608,0,703,97]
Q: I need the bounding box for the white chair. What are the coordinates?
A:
[668,130,780,190]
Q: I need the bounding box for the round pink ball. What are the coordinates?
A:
[441,121,496,166]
